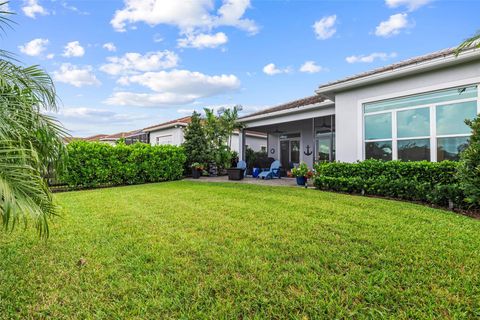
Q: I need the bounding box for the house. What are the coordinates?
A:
[143,116,267,153]
[99,131,138,145]
[238,47,480,169]
[83,134,109,142]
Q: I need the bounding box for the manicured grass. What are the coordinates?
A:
[1,181,480,319]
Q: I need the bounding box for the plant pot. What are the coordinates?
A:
[296,176,307,186]
[227,168,245,180]
[192,168,201,179]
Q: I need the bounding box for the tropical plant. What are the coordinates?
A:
[291,162,312,178]
[456,31,480,55]
[456,115,480,207]
[0,2,66,237]
[182,111,210,170]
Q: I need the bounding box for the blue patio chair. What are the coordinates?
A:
[257,160,281,179]
[237,160,247,176]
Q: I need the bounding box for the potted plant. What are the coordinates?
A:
[191,162,204,179]
[291,162,313,187]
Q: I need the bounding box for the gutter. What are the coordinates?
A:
[316,48,480,94]
[239,100,334,123]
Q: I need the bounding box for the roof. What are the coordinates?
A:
[143,116,192,132]
[84,134,108,141]
[100,131,137,140]
[317,47,480,93]
[63,136,83,143]
[239,95,326,119]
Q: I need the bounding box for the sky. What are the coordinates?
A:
[3,0,479,136]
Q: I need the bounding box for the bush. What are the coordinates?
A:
[60,141,186,188]
[313,159,464,208]
[457,115,480,208]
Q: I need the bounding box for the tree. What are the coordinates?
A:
[0,2,66,237]
[456,31,480,55]
[182,111,210,169]
[457,116,480,208]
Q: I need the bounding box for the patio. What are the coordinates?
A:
[184,176,314,188]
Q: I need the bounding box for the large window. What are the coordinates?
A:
[315,115,335,162]
[364,85,478,161]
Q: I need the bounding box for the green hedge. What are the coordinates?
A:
[313,160,465,208]
[60,141,186,188]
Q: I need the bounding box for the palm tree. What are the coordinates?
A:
[456,31,480,55]
[0,2,66,237]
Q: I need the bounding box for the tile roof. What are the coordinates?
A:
[101,131,138,140]
[317,47,469,90]
[240,95,327,119]
[143,116,192,131]
[84,134,109,141]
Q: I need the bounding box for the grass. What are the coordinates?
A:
[1,181,480,319]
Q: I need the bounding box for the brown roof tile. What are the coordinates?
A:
[84,134,109,141]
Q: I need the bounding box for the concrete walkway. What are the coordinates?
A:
[184,175,314,188]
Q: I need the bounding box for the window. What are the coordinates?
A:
[315,115,336,162]
[156,135,173,145]
[364,85,478,161]
[261,146,267,152]
[437,136,469,161]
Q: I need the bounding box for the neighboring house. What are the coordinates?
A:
[238,47,480,169]
[143,116,267,153]
[99,131,137,146]
[84,134,109,142]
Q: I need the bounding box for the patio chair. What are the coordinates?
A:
[237,160,247,177]
[257,160,281,179]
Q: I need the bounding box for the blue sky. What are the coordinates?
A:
[4,0,479,136]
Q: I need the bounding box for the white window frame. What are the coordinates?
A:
[362,85,480,162]
[156,134,173,146]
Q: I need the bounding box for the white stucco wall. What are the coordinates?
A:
[148,126,184,146]
[335,60,480,162]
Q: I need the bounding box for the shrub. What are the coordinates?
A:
[313,159,463,208]
[60,141,186,188]
[457,115,480,208]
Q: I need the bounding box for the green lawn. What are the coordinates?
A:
[1,181,480,319]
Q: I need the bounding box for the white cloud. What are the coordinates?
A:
[110,0,258,34]
[57,107,147,123]
[177,108,196,114]
[262,63,291,76]
[385,0,433,11]
[153,33,164,43]
[375,13,409,37]
[346,52,398,63]
[18,38,49,56]
[105,69,240,107]
[53,107,149,136]
[22,0,48,18]
[46,53,55,59]
[53,63,101,87]
[100,51,179,76]
[61,2,89,15]
[104,92,199,107]
[313,15,337,40]
[299,61,324,73]
[102,42,117,52]
[0,2,10,11]
[121,70,240,96]
[178,32,228,49]
[62,41,85,57]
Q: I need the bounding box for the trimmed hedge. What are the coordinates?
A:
[313,160,465,208]
[60,141,186,188]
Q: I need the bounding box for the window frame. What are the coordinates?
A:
[363,86,479,162]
